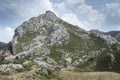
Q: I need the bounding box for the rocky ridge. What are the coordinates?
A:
[90,30,120,45]
[106,31,120,42]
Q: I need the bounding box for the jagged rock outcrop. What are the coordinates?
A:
[0,63,23,73]
[34,57,57,68]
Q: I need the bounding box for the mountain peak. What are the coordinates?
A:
[43,10,58,22]
[45,10,56,16]
[14,10,59,38]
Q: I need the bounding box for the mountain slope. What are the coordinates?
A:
[0,11,120,78]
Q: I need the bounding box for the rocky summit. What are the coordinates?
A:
[0,11,120,80]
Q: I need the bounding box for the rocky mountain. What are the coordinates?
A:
[0,11,120,79]
[106,31,120,42]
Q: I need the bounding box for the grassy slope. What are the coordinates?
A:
[49,21,120,72]
[49,21,107,69]
[2,70,120,80]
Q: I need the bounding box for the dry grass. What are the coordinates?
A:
[59,71,120,80]
[1,66,120,80]
[57,66,120,80]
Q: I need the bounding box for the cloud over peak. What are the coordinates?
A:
[0,27,14,43]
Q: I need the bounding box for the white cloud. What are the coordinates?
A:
[76,3,105,30]
[62,13,84,27]
[100,2,120,31]
[0,0,54,18]
[0,27,14,43]
[18,0,54,18]
[53,0,105,30]
[77,4,105,22]
[65,0,84,6]
[105,3,120,17]
[53,2,71,17]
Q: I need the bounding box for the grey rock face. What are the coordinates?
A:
[34,61,52,68]
[34,57,57,68]
[90,30,119,45]
[14,11,59,37]
[0,63,23,73]
[23,61,32,66]
[45,24,69,46]
[4,42,50,63]
[45,11,58,22]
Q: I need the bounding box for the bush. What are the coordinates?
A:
[0,71,10,75]
[23,62,34,71]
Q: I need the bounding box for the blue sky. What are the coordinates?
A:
[0,0,120,43]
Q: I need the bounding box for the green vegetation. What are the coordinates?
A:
[95,43,120,72]
[112,50,120,72]
[89,33,107,49]
[18,32,37,44]
[33,68,61,80]
[0,60,9,65]
[96,49,112,71]
[76,60,95,72]
[15,32,37,53]
[49,22,90,63]
[0,71,10,75]
[49,21,120,72]
[45,69,61,80]
[15,43,23,54]
[43,24,48,29]
[15,68,25,73]
[15,61,36,73]
[23,62,35,71]
[0,42,6,50]
[49,21,107,69]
